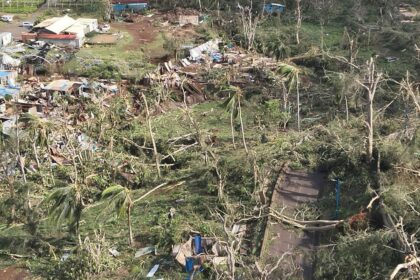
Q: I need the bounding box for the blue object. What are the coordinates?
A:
[335,179,341,218]
[264,3,285,14]
[186,257,194,272]
[113,3,148,13]
[0,86,19,97]
[194,235,202,254]
[211,52,223,63]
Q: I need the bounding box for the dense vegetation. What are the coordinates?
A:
[0,0,419,279]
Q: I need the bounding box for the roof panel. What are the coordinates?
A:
[45,15,76,34]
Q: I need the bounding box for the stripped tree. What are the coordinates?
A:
[356,58,384,163]
[238,2,260,51]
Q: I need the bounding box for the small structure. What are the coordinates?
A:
[0,53,21,70]
[75,18,99,33]
[0,32,12,47]
[23,15,97,48]
[179,15,199,26]
[9,100,45,114]
[43,79,83,95]
[112,0,148,13]
[263,3,285,14]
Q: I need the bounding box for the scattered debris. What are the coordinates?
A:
[189,39,221,61]
[135,246,155,258]
[60,251,71,262]
[385,56,399,63]
[179,15,199,26]
[109,247,120,257]
[146,264,159,278]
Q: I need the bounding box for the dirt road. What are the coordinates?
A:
[0,3,47,39]
[263,169,323,279]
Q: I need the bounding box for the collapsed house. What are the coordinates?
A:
[43,79,83,95]
[21,16,98,48]
[189,39,221,61]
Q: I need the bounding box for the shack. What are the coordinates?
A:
[0,32,12,47]
[76,18,99,34]
[43,79,83,95]
[263,3,285,14]
[112,0,148,13]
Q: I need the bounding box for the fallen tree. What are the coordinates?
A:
[270,208,344,231]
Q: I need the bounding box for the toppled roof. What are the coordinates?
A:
[44,79,81,92]
[34,17,60,28]
[35,15,76,34]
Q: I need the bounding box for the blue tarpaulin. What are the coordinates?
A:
[113,3,148,12]
[0,86,19,97]
[264,3,285,14]
[0,71,14,78]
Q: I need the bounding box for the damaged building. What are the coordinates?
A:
[21,16,98,48]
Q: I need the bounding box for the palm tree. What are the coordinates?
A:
[44,184,84,243]
[101,184,134,245]
[222,86,248,153]
[278,63,302,131]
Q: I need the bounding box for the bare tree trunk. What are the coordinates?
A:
[345,95,349,122]
[295,0,302,45]
[367,95,374,161]
[237,97,248,154]
[238,3,260,51]
[296,73,301,131]
[32,142,40,168]
[127,205,134,246]
[141,93,161,178]
[356,58,383,163]
[230,109,236,149]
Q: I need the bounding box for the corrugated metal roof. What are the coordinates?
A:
[65,23,85,37]
[44,15,76,34]
[44,79,81,92]
[34,17,60,28]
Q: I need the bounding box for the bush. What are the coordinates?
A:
[314,230,400,280]
[33,232,119,280]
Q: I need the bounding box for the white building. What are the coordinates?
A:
[0,32,12,47]
[76,18,98,33]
